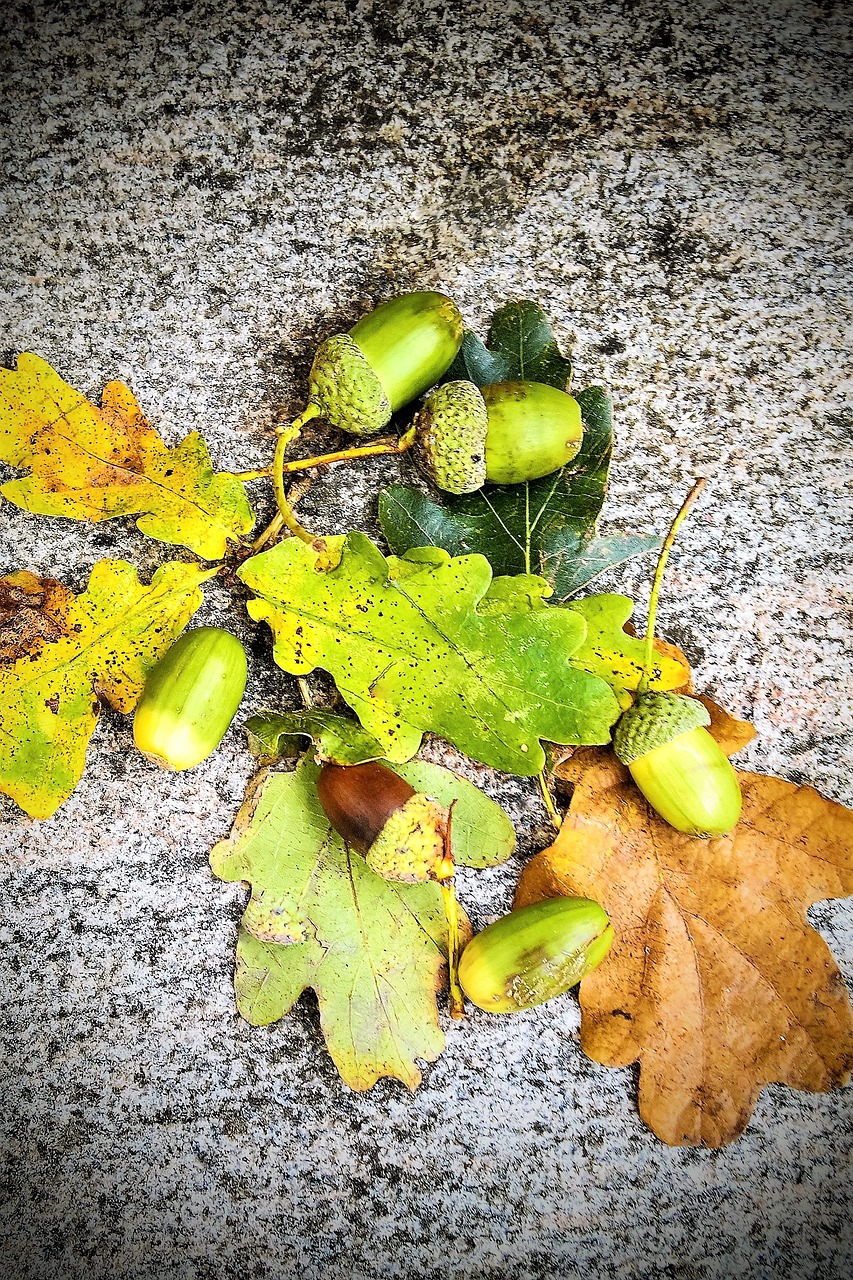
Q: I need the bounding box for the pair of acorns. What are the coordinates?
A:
[306,290,583,494]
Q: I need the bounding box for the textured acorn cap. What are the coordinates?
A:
[366,792,448,883]
[307,333,392,436]
[613,692,711,764]
[413,380,489,494]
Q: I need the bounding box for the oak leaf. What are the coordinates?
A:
[0,353,255,559]
[515,712,853,1147]
[0,559,214,818]
[238,532,620,775]
[210,756,515,1089]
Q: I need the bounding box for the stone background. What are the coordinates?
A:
[1,1,851,1277]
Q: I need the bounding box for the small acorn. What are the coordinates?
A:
[613,692,742,837]
[133,627,248,771]
[317,761,450,883]
[458,896,614,1013]
[414,379,583,494]
[306,292,464,437]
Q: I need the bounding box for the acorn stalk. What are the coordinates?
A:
[613,479,743,838]
[133,627,248,771]
[458,896,614,1013]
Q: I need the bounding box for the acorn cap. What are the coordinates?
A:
[307,333,392,436]
[613,692,711,764]
[413,380,489,494]
[365,792,448,883]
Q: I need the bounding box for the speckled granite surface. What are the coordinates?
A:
[1,1,851,1277]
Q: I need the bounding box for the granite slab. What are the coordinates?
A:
[1,2,851,1278]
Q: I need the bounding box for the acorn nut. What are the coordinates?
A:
[458,896,614,1013]
[317,760,449,882]
[414,379,584,493]
[306,292,464,437]
[613,691,742,837]
[133,627,248,771]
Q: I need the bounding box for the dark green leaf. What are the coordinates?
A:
[444,301,572,390]
[379,388,659,600]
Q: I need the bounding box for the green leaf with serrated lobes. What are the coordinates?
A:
[444,300,572,390]
[379,387,660,600]
[238,533,619,775]
[245,709,386,765]
[209,757,457,1090]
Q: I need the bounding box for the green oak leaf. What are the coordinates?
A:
[245,709,386,765]
[237,533,619,775]
[444,300,572,390]
[210,756,513,1089]
[379,387,660,600]
[566,594,691,709]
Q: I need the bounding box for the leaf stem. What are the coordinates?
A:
[538,769,563,830]
[439,804,464,1019]
[640,478,707,691]
[297,676,313,708]
[231,467,273,481]
[251,405,322,550]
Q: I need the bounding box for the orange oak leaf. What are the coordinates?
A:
[516,709,853,1147]
[0,353,255,559]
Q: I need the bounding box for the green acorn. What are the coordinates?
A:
[414,379,583,494]
[613,692,742,837]
[306,292,464,436]
[611,478,743,839]
[458,896,614,1013]
[133,627,248,770]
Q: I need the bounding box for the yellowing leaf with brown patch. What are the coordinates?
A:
[0,354,255,559]
[0,559,214,818]
[516,708,853,1147]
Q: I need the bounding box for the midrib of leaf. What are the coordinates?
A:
[344,847,410,1073]
[52,429,226,525]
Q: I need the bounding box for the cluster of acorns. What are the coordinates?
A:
[131,291,743,1017]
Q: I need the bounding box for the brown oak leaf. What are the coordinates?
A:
[0,570,74,664]
[516,707,853,1147]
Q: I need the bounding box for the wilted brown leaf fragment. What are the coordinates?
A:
[516,715,853,1147]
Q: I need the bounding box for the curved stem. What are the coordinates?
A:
[640,478,707,691]
[272,430,317,545]
[538,769,562,830]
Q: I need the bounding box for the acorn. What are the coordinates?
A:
[414,379,584,494]
[458,896,614,1014]
[306,292,464,436]
[133,627,248,771]
[316,760,449,883]
[613,692,742,837]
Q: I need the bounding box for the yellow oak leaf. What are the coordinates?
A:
[0,353,255,559]
[516,708,853,1147]
[0,559,215,819]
